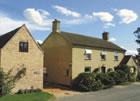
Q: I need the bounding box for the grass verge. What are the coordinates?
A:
[0,92,54,101]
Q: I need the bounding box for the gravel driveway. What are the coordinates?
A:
[56,82,140,101]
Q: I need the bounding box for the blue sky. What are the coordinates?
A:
[0,0,139,55]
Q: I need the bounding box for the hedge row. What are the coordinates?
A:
[72,65,137,92]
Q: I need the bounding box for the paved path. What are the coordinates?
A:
[56,82,140,101]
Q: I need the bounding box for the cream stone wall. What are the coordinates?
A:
[0,26,43,92]
[42,33,72,85]
[72,47,124,79]
[126,57,137,67]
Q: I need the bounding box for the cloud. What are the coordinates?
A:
[109,37,117,42]
[63,19,83,25]
[0,11,51,35]
[93,12,114,22]
[24,8,51,26]
[126,50,138,56]
[104,23,115,28]
[85,14,93,19]
[62,14,95,25]
[0,14,25,35]
[53,5,81,17]
[116,9,138,24]
[36,40,43,44]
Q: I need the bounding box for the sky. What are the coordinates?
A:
[0,0,139,55]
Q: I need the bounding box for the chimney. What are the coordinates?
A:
[102,32,109,41]
[52,19,60,33]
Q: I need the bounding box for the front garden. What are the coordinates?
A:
[72,65,138,92]
[0,68,53,101]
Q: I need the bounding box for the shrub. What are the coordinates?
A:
[91,80,103,91]
[16,88,42,94]
[72,73,95,91]
[116,70,128,84]
[72,73,103,91]
[107,68,113,73]
[33,88,42,93]
[115,65,137,83]
[137,71,140,81]
[0,67,26,96]
[108,71,120,85]
[93,68,100,73]
[95,73,115,88]
[16,89,25,94]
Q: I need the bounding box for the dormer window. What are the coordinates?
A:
[84,49,92,60]
[19,42,28,52]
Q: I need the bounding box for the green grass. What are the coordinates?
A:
[0,92,54,101]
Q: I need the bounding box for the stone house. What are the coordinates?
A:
[120,55,138,74]
[120,55,138,68]
[42,19,126,86]
[0,25,44,92]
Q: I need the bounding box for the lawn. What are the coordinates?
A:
[0,92,53,101]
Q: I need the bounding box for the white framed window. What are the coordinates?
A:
[84,49,92,60]
[100,51,107,61]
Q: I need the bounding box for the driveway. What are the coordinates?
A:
[56,82,140,101]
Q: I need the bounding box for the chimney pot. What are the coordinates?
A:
[102,32,109,41]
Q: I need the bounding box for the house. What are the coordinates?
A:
[120,55,138,67]
[0,25,44,92]
[119,55,138,74]
[42,19,126,86]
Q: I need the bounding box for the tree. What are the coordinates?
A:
[134,27,140,62]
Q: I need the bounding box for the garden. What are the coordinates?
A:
[0,68,53,101]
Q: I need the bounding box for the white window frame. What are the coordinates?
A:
[84,49,92,60]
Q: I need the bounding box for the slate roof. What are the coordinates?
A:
[120,55,132,65]
[60,31,125,52]
[0,26,21,48]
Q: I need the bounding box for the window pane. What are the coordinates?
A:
[84,54,91,60]
[19,42,28,52]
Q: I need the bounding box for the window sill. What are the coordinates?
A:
[84,59,92,60]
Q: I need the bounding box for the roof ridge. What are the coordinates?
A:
[0,25,22,48]
[61,31,117,44]
[60,31,125,52]
[61,31,102,40]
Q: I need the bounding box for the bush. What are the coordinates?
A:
[91,80,103,91]
[95,73,115,88]
[107,68,113,73]
[16,89,25,94]
[72,65,137,92]
[0,67,26,96]
[115,65,137,83]
[16,88,42,94]
[33,88,42,93]
[72,73,103,91]
[108,71,120,85]
[116,70,128,84]
[93,68,100,73]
